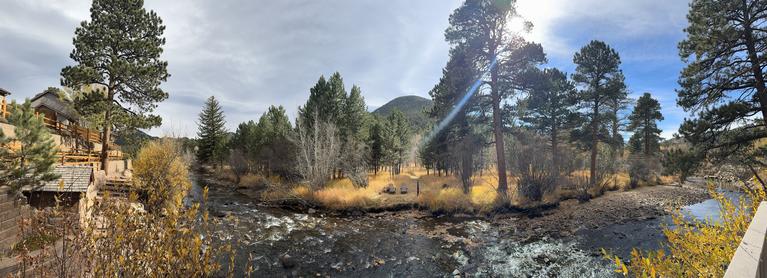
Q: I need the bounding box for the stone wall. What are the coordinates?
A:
[0,186,29,255]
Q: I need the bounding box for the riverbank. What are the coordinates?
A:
[192,172,714,277]
[195,168,712,247]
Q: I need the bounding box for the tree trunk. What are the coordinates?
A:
[100,91,114,172]
[644,117,651,157]
[743,23,767,122]
[551,124,559,174]
[491,63,509,197]
[590,100,599,186]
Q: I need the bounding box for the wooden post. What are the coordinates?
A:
[417,180,420,196]
[2,96,6,118]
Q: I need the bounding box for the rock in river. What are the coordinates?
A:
[280,254,297,269]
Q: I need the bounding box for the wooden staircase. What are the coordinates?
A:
[98,177,133,199]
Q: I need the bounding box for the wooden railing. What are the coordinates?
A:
[39,116,102,144]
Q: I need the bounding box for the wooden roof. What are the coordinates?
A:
[30,90,81,121]
[22,166,93,192]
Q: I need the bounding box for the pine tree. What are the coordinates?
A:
[342,85,368,141]
[445,0,545,196]
[368,118,385,175]
[256,105,294,176]
[0,100,59,193]
[677,0,767,159]
[522,68,576,173]
[196,96,227,165]
[427,45,482,189]
[628,93,663,156]
[571,40,624,185]
[604,75,630,164]
[61,0,169,171]
[298,73,346,131]
[383,110,411,175]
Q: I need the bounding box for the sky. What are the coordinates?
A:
[0,0,690,139]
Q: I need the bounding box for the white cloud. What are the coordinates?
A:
[517,0,690,59]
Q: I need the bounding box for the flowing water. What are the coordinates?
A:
[186,177,732,277]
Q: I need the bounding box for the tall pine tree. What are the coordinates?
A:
[445,0,545,196]
[678,0,767,162]
[628,93,663,156]
[571,40,624,185]
[61,0,169,171]
[196,96,227,165]
[522,68,576,173]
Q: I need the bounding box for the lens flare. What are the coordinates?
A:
[420,55,500,147]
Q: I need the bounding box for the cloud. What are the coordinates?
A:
[0,0,462,137]
[1,0,692,138]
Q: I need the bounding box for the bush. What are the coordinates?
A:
[518,170,557,202]
[628,155,659,189]
[606,185,766,277]
[133,139,192,215]
[16,183,238,277]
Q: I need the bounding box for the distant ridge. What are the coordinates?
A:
[372,95,434,130]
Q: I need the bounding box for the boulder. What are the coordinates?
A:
[280,254,297,269]
[384,184,396,194]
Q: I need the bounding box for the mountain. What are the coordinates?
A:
[372,95,434,130]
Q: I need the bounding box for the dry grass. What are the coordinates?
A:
[469,184,500,213]
[418,187,472,213]
[260,166,672,212]
[658,175,677,185]
[313,179,380,209]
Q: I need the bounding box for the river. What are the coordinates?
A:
[186,176,732,277]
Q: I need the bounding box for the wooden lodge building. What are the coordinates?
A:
[0,88,131,208]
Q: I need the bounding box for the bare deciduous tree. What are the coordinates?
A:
[294,115,341,189]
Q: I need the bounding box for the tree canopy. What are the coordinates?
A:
[628,93,664,156]
[61,0,169,170]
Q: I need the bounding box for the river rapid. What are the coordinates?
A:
[186,176,728,278]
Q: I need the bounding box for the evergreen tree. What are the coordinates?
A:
[196,96,227,165]
[0,100,59,193]
[229,120,260,171]
[256,105,294,176]
[298,73,346,131]
[628,93,663,156]
[677,0,767,159]
[342,85,368,141]
[368,118,385,175]
[427,45,482,189]
[445,0,545,196]
[383,110,411,175]
[604,75,630,164]
[61,0,169,171]
[522,68,576,173]
[571,40,624,185]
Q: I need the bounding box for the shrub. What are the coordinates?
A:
[628,155,659,189]
[605,185,766,277]
[228,148,249,184]
[517,169,557,202]
[16,186,238,277]
[133,139,192,215]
